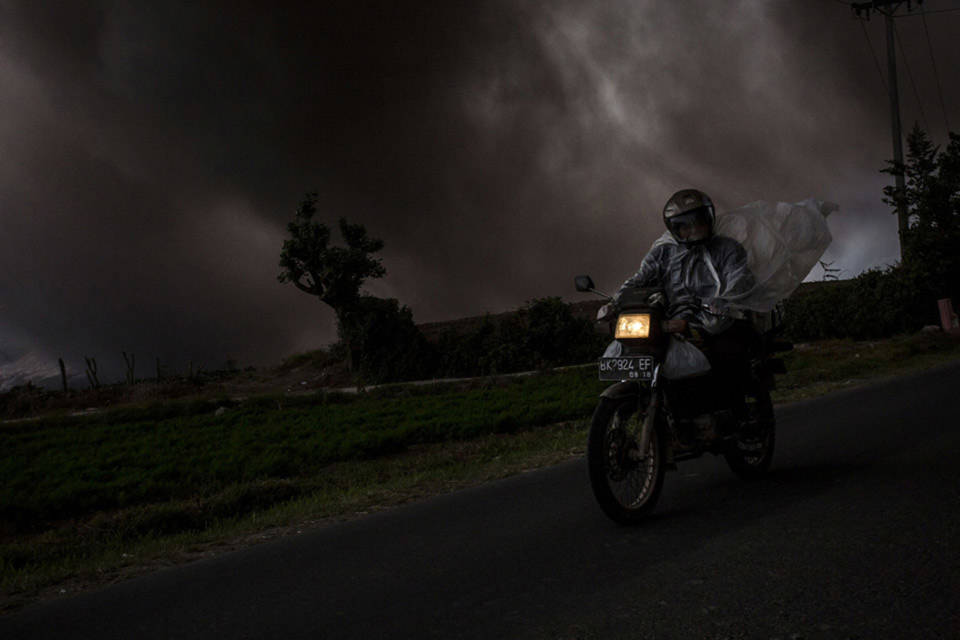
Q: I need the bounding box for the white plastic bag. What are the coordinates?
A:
[661,336,711,380]
[603,337,711,379]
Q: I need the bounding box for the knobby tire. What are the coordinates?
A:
[724,390,776,480]
[587,396,665,524]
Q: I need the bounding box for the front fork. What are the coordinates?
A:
[599,365,668,464]
[634,364,661,461]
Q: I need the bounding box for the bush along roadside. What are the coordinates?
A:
[782,263,954,342]
[432,297,608,379]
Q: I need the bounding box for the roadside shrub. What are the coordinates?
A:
[482,311,535,374]
[0,383,52,419]
[435,297,605,377]
[435,316,498,378]
[783,264,944,341]
[524,297,606,367]
[338,295,438,385]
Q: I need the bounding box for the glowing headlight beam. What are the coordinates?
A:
[615,314,651,339]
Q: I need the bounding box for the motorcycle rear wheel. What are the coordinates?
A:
[724,390,776,480]
[587,396,665,524]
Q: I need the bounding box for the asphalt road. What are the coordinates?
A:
[4,362,960,639]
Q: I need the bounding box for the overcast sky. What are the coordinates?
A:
[1,0,958,387]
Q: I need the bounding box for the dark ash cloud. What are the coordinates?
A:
[0,0,957,387]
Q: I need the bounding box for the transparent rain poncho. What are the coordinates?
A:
[607,198,836,378]
[712,198,837,313]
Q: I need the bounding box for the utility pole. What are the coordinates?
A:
[850,0,924,258]
[885,8,908,245]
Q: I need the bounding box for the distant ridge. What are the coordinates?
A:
[416,299,604,344]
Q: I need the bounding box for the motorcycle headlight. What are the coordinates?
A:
[615,313,651,339]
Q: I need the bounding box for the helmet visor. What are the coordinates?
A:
[667,207,712,242]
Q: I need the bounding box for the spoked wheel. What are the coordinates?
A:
[724,390,776,480]
[587,396,665,524]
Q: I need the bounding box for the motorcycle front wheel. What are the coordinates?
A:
[587,396,665,524]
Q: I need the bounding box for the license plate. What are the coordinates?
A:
[598,356,654,381]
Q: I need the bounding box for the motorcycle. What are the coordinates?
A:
[575,275,793,524]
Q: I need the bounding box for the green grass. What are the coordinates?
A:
[0,370,603,531]
[2,331,960,611]
[773,331,960,402]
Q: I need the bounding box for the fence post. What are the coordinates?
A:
[122,351,135,385]
[84,357,101,389]
[938,299,959,333]
[58,357,68,392]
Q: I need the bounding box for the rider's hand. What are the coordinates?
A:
[597,303,615,321]
[706,301,728,316]
[663,318,688,334]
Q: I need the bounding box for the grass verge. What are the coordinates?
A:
[772,331,960,402]
[2,331,959,613]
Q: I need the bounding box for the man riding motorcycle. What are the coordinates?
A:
[579,192,835,521]
[602,189,758,424]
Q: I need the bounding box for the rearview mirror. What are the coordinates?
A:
[574,275,595,292]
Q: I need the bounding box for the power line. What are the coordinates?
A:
[919,7,952,130]
[845,0,917,255]
[847,0,956,132]
[903,6,960,15]
[848,1,960,18]
[848,1,960,17]
[858,18,888,94]
[893,20,929,131]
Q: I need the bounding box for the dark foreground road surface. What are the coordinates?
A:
[3,362,959,639]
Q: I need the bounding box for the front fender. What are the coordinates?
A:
[600,380,642,401]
